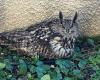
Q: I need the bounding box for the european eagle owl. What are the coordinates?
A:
[0,12,80,59]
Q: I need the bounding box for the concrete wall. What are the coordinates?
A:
[0,0,100,36]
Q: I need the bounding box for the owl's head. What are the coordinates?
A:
[49,12,80,58]
[59,11,79,38]
[50,11,79,39]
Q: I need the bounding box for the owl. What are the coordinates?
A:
[0,11,80,59]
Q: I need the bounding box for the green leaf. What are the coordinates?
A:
[36,61,50,78]
[4,59,13,71]
[87,38,95,46]
[73,69,81,75]
[27,73,33,80]
[36,61,43,66]
[89,54,100,65]
[2,48,8,53]
[55,67,62,80]
[28,65,36,73]
[41,74,50,80]
[78,60,87,69]
[50,67,62,80]
[31,55,39,64]
[0,70,7,77]
[64,77,72,80]
[56,59,71,68]
[0,77,6,80]
[75,47,80,52]
[56,59,73,74]
[0,47,2,52]
[0,62,6,70]
[19,59,27,75]
[7,75,12,79]
[36,66,46,78]
[11,77,16,80]
[73,69,82,78]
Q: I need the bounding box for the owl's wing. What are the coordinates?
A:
[29,25,71,58]
[27,25,55,57]
[0,29,31,51]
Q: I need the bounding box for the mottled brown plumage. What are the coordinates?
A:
[0,12,80,59]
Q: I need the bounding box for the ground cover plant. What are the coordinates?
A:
[0,36,100,80]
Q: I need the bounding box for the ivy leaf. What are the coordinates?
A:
[7,75,12,80]
[36,61,50,78]
[31,55,39,64]
[36,61,47,78]
[78,60,87,69]
[4,59,13,71]
[56,59,72,68]
[0,62,6,70]
[89,54,100,65]
[87,38,95,46]
[28,65,36,74]
[36,61,44,66]
[27,73,33,80]
[41,74,50,80]
[73,69,82,78]
[36,66,45,78]
[0,77,6,80]
[36,64,50,78]
[11,77,16,80]
[19,59,27,75]
[0,70,7,77]
[75,47,81,52]
[73,69,81,75]
[55,67,62,80]
[56,59,73,74]
[51,67,62,80]
[64,77,72,80]
[0,47,2,52]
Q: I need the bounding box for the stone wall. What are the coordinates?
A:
[0,0,100,36]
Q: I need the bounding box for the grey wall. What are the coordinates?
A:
[0,0,100,36]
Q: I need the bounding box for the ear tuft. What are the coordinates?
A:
[59,11,63,24]
[70,12,78,28]
[72,12,78,23]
